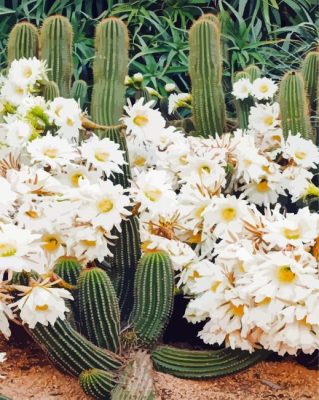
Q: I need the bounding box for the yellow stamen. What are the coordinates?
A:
[133,115,149,127]
[277,265,295,283]
[0,243,16,257]
[230,303,244,317]
[97,199,114,213]
[283,228,301,240]
[295,151,306,160]
[222,207,236,222]
[256,179,269,192]
[144,189,161,202]
[263,115,274,126]
[95,151,109,162]
[23,66,33,78]
[211,281,221,292]
[133,156,146,167]
[259,83,269,93]
[42,235,60,252]
[81,240,96,247]
[35,304,49,312]
[43,148,58,158]
[25,210,39,219]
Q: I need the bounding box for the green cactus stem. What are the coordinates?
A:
[77,267,120,353]
[71,79,88,108]
[132,251,174,345]
[301,50,319,114]
[233,71,254,130]
[189,16,225,137]
[53,256,82,287]
[7,22,39,64]
[29,318,122,377]
[278,71,312,139]
[42,80,60,101]
[244,65,261,82]
[152,346,269,379]
[80,369,118,399]
[39,15,73,97]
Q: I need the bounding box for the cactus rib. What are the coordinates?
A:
[7,22,39,64]
[80,368,118,399]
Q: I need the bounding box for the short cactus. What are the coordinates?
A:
[80,368,118,399]
[42,80,60,101]
[71,79,88,108]
[7,22,39,64]
[77,267,121,353]
[152,346,269,379]
[302,50,319,114]
[39,15,73,97]
[132,251,174,345]
[30,318,122,377]
[189,16,225,137]
[244,64,261,82]
[278,71,312,139]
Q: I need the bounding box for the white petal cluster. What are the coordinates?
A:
[232,76,278,101]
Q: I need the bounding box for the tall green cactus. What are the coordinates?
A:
[189,16,225,137]
[7,22,39,64]
[152,346,269,379]
[39,15,73,98]
[233,71,254,130]
[30,318,122,377]
[132,251,174,345]
[302,50,319,114]
[80,368,118,399]
[42,80,60,101]
[244,64,261,82]
[77,268,121,353]
[71,79,88,108]
[53,256,82,287]
[278,71,312,139]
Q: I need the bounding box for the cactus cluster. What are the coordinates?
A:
[6,11,318,400]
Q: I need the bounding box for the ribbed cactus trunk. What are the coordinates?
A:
[7,22,39,64]
[189,17,225,137]
[71,79,88,108]
[244,64,261,82]
[233,71,254,130]
[91,18,141,322]
[302,50,319,115]
[39,15,73,98]
[278,71,312,140]
[42,80,60,101]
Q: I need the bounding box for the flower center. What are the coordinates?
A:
[241,85,248,93]
[192,270,200,279]
[263,115,274,126]
[97,199,114,213]
[42,235,60,252]
[259,83,269,93]
[144,189,162,202]
[43,148,58,158]
[195,206,206,219]
[277,265,295,283]
[295,151,306,160]
[283,228,301,240]
[133,156,146,167]
[199,165,211,175]
[0,243,16,257]
[95,151,109,162]
[256,179,269,192]
[272,135,281,143]
[256,297,271,306]
[80,240,96,247]
[221,207,236,221]
[133,115,149,127]
[66,117,74,127]
[35,304,49,312]
[23,66,33,78]
[210,281,221,292]
[71,173,84,187]
[55,105,63,117]
[15,86,25,95]
[25,210,39,218]
[230,303,244,317]
[179,155,188,165]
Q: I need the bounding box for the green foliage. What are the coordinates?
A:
[7,21,38,64]
[80,368,118,399]
[189,16,225,137]
[152,345,269,379]
[71,79,88,108]
[132,251,174,345]
[30,318,123,377]
[77,267,121,353]
[278,71,312,139]
[39,15,73,97]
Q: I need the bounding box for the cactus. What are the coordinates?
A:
[77,267,121,353]
[10,271,39,286]
[132,251,174,345]
[80,369,118,399]
[302,50,319,114]
[244,64,261,82]
[111,351,155,400]
[71,79,88,108]
[0,396,12,400]
[53,256,82,287]
[152,346,269,379]
[189,16,225,137]
[39,15,73,97]
[29,318,122,377]
[278,71,312,139]
[7,22,39,64]
[42,80,60,101]
[233,71,254,129]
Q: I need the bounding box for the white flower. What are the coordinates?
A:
[2,118,33,147]
[27,133,78,168]
[165,83,176,93]
[0,301,13,339]
[232,78,252,100]
[81,135,125,177]
[122,98,166,141]
[242,177,285,206]
[1,80,29,106]
[249,102,280,132]
[13,285,73,329]
[168,93,191,114]
[133,72,143,82]
[283,133,319,169]
[251,78,278,100]
[8,57,46,88]
[0,177,16,216]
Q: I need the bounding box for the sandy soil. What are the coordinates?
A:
[1,338,318,400]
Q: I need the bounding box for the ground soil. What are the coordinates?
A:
[1,338,318,400]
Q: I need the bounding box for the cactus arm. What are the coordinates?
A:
[80,368,118,399]
[301,51,319,115]
[244,65,261,82]
[7,22,39,64]
[71,79,88,108]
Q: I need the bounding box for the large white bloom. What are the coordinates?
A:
[8,57,46,88]
[249,102,280,132]
[1,80,29,106]
[168,93,191,114]
[232,78,252,100]
[251,77,278,100]
[0,177,16,216]
[283,133,319,169]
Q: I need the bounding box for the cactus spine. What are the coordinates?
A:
[189,17,225,137]
[7,22,39,64]
[234,71,254,129]
[278,71,312,139]
[80,369,118,399]
[30,318,122,376]
[53,256,82,287]
[302,50,319,114]
[77,268,121,353]
[39,15,73,97]
[152,346,268,379]
[111,351,155,400]
[71,79,88,108]
[132,251,174,344]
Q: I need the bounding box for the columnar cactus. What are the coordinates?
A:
[233,70,254,129]
[244,64,261,82]
[7,22,39,64]
[302,50,319,114]
[79,368,118,399]
[278,71,312,139]
[71,79,88,108]
[39,15,73,97]
[42,80,60,101]
[132,251,174,345]
[53,256,82,287]
[152,346,268,379]
[189,16,225,137]
[77,268,121,352]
